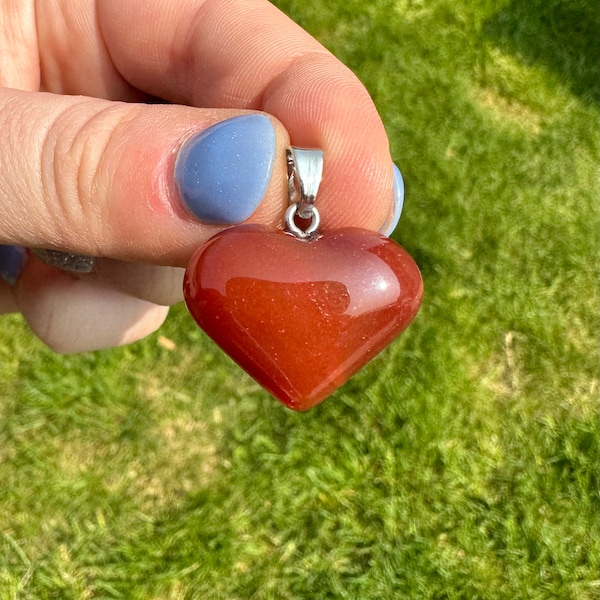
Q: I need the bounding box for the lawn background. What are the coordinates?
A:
[1,0,598,598]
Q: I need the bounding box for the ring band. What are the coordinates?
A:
[31,249,96,273]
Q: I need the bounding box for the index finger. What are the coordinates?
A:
[98,0,394,230]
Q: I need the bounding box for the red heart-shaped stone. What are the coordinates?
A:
[184,226,423,410]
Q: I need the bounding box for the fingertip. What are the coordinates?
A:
[93,261,185,306]
[262,52,393,232]
[104,106,290,265]
[119,304,170,347]
[16,260,170,353]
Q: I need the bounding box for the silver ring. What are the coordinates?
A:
[285,204,320,239]
[31,249,96,273]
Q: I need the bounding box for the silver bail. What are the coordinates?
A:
[287,147,323,220]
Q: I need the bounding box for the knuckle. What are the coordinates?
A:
[41,99,136,253]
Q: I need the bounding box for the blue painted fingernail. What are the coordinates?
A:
[381,164,405,236]
[175,115,276,224]
[0,245,26,286]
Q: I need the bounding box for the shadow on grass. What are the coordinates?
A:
[483,0,600,105]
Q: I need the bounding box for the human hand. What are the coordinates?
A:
[0,0,402,353]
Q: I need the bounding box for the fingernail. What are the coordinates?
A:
[175,114,276,224]
[0,245,26,286]
[380,164,405,236]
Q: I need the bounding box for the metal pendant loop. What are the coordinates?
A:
[286,147,324,238]
[285,203,320,239]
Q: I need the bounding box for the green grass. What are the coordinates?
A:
[1,0,598,598]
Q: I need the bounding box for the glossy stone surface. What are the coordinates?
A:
[184,226,423,410]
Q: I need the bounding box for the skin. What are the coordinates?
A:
[0,0,395,353]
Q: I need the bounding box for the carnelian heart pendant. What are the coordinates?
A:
[183,225,423,411]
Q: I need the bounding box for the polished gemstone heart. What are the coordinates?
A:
[184,226,423,410]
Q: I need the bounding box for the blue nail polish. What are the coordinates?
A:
[381,164,405,236]
[0,245,26,286]
[175,115,276,224]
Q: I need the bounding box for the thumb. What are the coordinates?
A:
[0,89,290,266]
